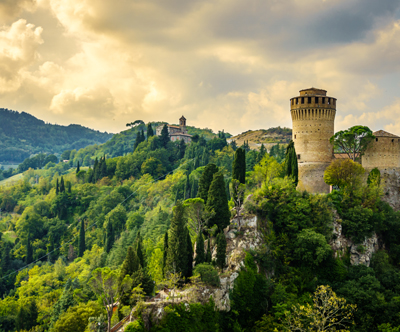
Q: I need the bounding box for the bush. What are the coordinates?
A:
[193,263,220,287]
[342,205,374,243]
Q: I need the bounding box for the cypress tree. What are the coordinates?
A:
[78,219,85,257]
[190,179,198,199]
[56,178,59,195]
[60,177,65,193]
[76,161,80,174]
[147,123,154,138]
[216,233,227,269]
[206,172,231,230]
[194,157,200,169]
[105,221,114,253]
[26,233,33,264]
[165,201,188,276]
[93,157,99,182]
[205,238,212,263]
[178,139,186,159]
[160,124,170,148]
[201,150,209,166]
[259,144,267,160]
[284,140,299,186]
[136,231,145,268]
[184,173,191,199]
[195,232,205,266]
[119,246,140,307]
[162,231,168,277]
[67,181,72,193]
[100,156,107,178]
[197,163,219,204]
[232,147,246,184]
[186,229,193,278]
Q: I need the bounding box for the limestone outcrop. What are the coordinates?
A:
[330,211,379,267]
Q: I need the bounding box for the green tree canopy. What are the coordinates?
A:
[330,125,375,161]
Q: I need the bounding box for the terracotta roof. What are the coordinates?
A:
[334,153,352,159]
[373,130,400,138]
[168,125,180,129]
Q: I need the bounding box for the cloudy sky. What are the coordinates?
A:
[0,0,400,135]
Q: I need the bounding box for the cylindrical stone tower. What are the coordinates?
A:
[290,88,336,193]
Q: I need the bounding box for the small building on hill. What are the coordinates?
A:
[156,116,192,143]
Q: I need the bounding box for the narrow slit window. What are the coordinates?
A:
[296,98,298,104]
[322,97,325,104]
[301,97,304,104]
[315,97,319,103]
[308,97,312,104]
[297,154,301,160]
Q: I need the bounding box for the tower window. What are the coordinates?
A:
[322,97,325,104]
[376,138,378,142]
[301,97,304,104]
[294,135,296,139]
[297,154,301,160]
[327,98,330,104]
[315,97,319,103]
[296,98,298,104]
[308,97,312,104]
[392,139,394,142]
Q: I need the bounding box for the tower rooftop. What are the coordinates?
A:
[373,130,400,138]
[299,88,327,96]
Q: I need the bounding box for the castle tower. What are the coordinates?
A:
[179,115,187,134]
[290,88,337,193]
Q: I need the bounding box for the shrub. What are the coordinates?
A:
[193,263,220,287]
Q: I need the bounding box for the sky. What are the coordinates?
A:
[0,0,400,136]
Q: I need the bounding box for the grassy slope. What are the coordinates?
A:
[0,173,23,187]
[228,127,292,150]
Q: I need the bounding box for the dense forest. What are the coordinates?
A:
[0,109,113,163]
[0,122,399,332]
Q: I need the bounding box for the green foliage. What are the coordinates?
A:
[78,219,85,257]
[216,232,227,269]
[342,205,374,243]
[232,148,246,184]
[165,201,188,276]
[195,232,205,266]
[324,158,365,190]
[294,228,332,267]
[0,108,112,163]
[192,263,219,287]
[284,140,298,186]
[330,125,375,160]
[368,167,381,186]
[206,172,230,230]
[197,163,219,204]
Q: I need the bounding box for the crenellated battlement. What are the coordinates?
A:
[290,108,336,121]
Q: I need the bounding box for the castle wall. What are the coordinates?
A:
[362,137,400,168]
[297,162,331,193]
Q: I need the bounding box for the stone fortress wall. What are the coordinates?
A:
[290,88,336,193]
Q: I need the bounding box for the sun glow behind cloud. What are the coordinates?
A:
[0,0,399,135]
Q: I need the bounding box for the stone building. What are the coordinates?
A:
[156,116,192,143]
[290,88,337,193]
[362,130,400,168]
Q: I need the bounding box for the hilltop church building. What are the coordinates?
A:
[156,116,192,144]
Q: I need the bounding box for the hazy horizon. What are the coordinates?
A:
[0,0,400,136]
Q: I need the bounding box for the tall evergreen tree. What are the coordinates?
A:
[160,124,170,148]
[201,150,209,166]
[184,173,191,199]
[259,144,267,161]
[59,176,65,193]
[205,238,212,263]
[100,156,107,178]
[56,178,59,195]
[67,181,72,193]
[119,246,140,307]
[93,157,99,182]
[162,231,168,277]
[147,123,154,138]
[194,157,200,169]
[190,179,198,198]
[165,201,188,276]
[285,140,299,186]
[76,161,80,174]
[230,140,238,151]
[105,221,114,253]
[78,219,85,257]
[186,229,193,278]
[195,232,205,266]
[197,163,219,204]
[216,233,227,269]
[135,231,145,268]
[26,233,33,264]
[206,172,230,230]
[232,147,246,184]
[87,166,94,183]
[178,139,186,159]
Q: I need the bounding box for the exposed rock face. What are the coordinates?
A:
[211,272,238,311]
[330,212,379,267]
